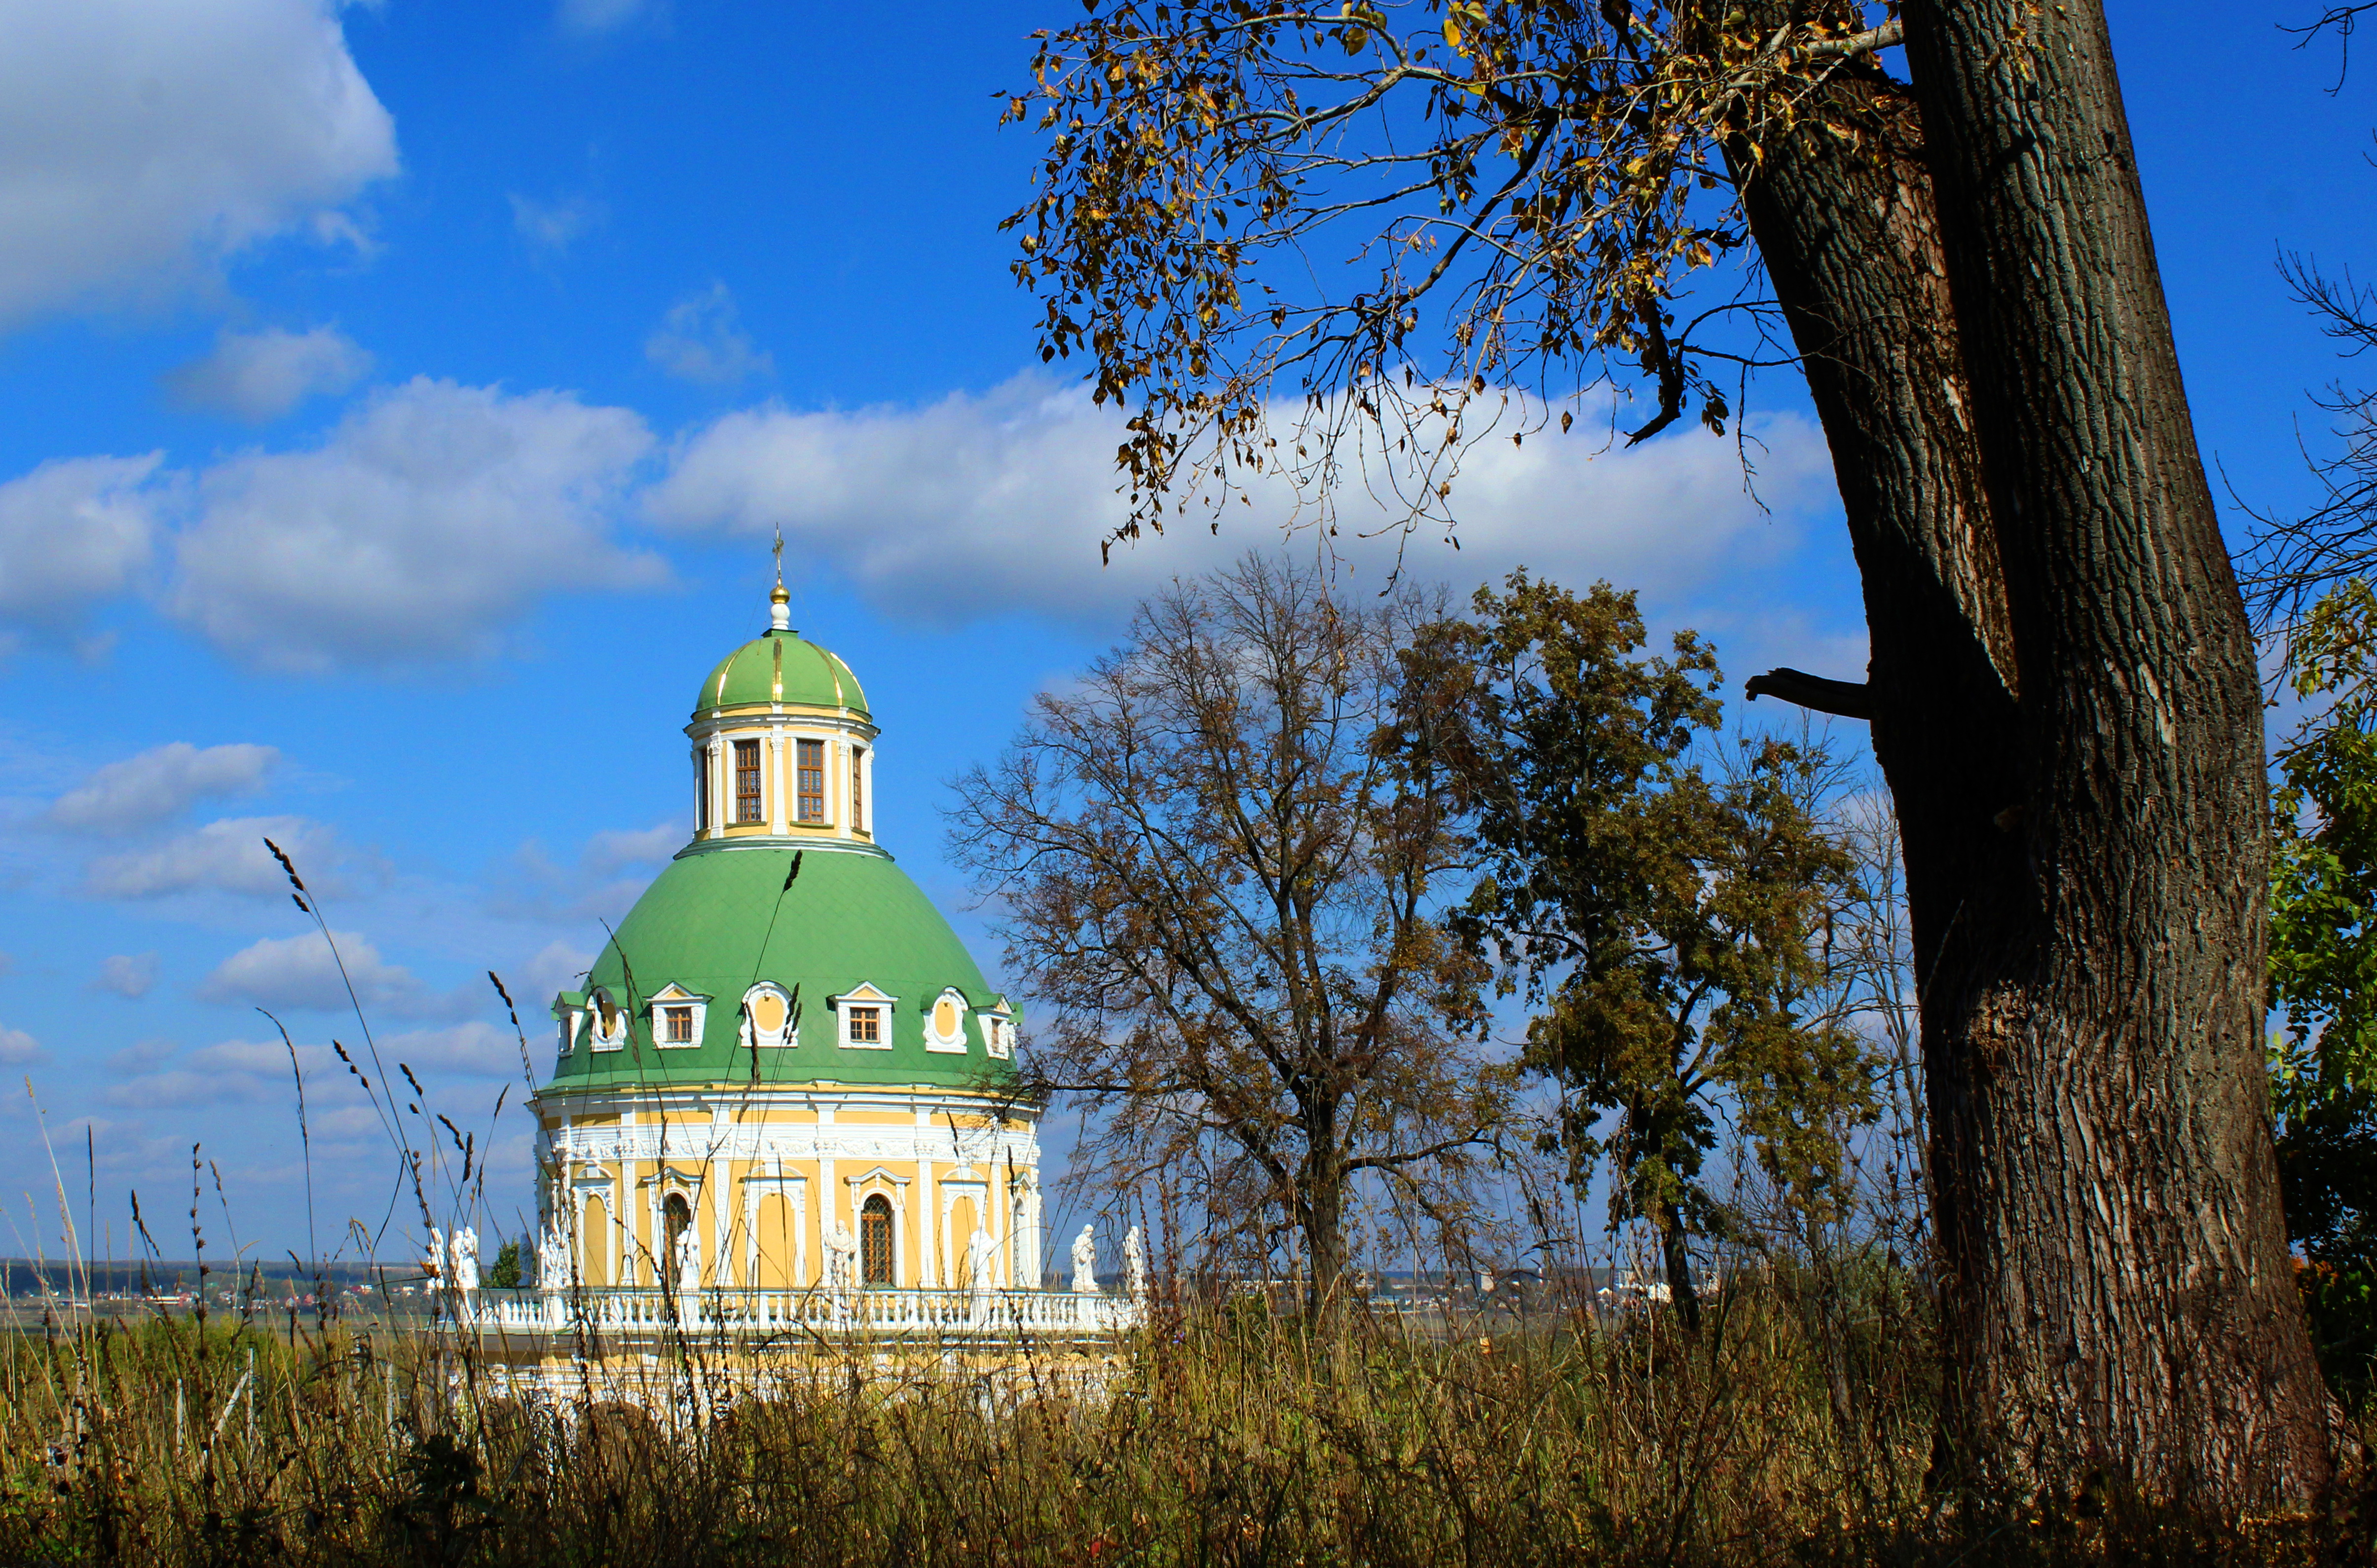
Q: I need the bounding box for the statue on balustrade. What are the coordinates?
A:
[1124,1225,1148,1300]
[1071,1225,1100,1294]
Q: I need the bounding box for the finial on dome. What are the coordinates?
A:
[770,526,792,633]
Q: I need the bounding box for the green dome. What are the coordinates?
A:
[545,845,1016,1092]
[696,630,869,717]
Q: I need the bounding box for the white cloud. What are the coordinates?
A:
[48,741,279,833]
[0,1023,40,1064]
[380,1021,518,1078]
[557,0,660,35]
[493,821,674,925]
[170,377,666,670]
[584,821,678,874]
[163,324,372,422]
[198,928,420,1013]
[647,374,1837,627]
[0,0,397,328]
[82,814,347,900]
[92,952,160,1000]
[500,941,596,1015]
[510,192,602,255]
[106,1037,178,1074]
[0,453,163,649]
[645,283,771,386]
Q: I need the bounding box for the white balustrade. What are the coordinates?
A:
[460,1285,1141,1340]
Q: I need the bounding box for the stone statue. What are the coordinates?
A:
[1123,1225,1148,1300]
[535,1217,567,1290]
[966,1225,998,1296]
[825,1220,859,1291]
[1071,1225,1100,1294]
[423,1228,446,1283]
[451,1226,481,1293]
[672,1222,700,1295]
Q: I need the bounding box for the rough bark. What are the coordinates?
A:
[1709,0,2345,1506]
[1659,1203,1704,1334]
[1887,0,2342,1505]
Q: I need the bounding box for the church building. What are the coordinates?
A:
[529,575,1043,1302]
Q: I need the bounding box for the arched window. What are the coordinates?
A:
[860,1195,894,1287]
[663,1193,692,1292]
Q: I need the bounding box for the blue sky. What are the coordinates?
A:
[0,0,2368,1265]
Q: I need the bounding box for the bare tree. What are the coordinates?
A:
[1003,0,2342,1502]
[947,556,1511,1309]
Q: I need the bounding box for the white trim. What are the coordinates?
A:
[831,982,897,1049]
[924,987,970,1053]
[978,1002,1015,1060]
[589,988,628,1051]
[555,1004,586,1064]
[648,983,710,1050]
[740,982,798,1051]
[848,1166,911,1288]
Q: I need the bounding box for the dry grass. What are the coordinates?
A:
[0,1267,2352,1567]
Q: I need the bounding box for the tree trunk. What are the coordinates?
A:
[1712,0,2346,1507]
[1658,1202,1703,1335]
[1888,0,2342,1505]
[1299,1102,1349,1317]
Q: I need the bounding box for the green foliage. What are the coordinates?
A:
[484,1239,521,1290]
[1408,573,1875,1321]
[2268,579,2377,1404]
[2272,579,2377,1093]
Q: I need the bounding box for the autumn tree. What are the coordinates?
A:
[946,556,1509,1308]
[1406,573,1872,1334]
[1004,0,2342,1504]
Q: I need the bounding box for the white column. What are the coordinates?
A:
[767,731,786,833]
[705,740,723,838]
[710,1157,734,1288]
[917,1155,937,1287]
[989,1167,1006,1288]
[1026,1176,1044,1290]
[616,1158,637,1284]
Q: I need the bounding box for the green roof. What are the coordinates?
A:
[543,844,1017,1093]
[696,631,869,717]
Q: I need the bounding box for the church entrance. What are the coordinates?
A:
[860,1194,894,1286]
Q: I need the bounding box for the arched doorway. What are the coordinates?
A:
[860,1194,894,1286]
[663,1193,693,1292]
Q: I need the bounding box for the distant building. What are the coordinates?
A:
[528,573,1044,1301]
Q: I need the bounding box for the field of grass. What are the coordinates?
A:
[0,1264,2354,1567]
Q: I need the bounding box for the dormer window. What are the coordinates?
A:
[796,739,826,823]
[734,739,763,824]
[831,983,896,1048]
[979,1002,1016,1059]
[648,984,710,1049]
